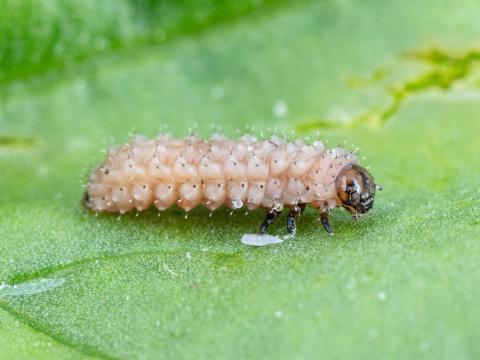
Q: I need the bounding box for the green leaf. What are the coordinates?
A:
[2,0,480,359]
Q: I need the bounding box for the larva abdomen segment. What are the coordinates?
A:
[84,134,359,216]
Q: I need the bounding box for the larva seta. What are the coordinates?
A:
[83,133,379,234]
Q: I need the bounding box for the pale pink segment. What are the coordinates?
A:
[84,134,358,214]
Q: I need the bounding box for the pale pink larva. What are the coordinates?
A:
[83,133,379,234]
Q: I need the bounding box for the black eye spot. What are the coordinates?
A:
[104,169,110,174]
[193,184,197,188]
[218,183,221,188]
[306,186,310,191]
[102,196,106,200]
[168,185,172,189]
[274,160,278,163]
[260,185,264,189]
[241,183,245,188]
[142,185,146,189]
[120,187,124,191]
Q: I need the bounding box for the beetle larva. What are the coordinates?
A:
[82,133,379,234]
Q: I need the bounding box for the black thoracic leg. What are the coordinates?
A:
[259,208,282,234]
[287,204,306,234]
[320,205,333,235]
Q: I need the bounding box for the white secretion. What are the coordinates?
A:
[241,233,283,246]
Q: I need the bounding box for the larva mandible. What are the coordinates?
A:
[82,133,380,234]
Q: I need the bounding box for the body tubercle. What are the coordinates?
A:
[83,133,380,234]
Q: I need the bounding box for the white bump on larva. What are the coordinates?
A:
[232,198,243,209]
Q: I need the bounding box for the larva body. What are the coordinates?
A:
[83,133,378,234]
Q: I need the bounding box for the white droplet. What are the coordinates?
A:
[232,199,243,209]
[241,234,283,246]
[377,292,386,301]
[274,310,283,318]
[273,100,289,118]
[345,280,355,290]
[186,252,192,261]
[210,85,225,99]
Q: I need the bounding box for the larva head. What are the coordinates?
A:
[336,164,377,218]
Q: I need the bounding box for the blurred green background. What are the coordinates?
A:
[1,0,480,359]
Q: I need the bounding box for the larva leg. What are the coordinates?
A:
[286,204,306,234]
[320,206,333,235]
[259,209,282,234]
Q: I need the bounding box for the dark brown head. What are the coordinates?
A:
[336,164,379,218]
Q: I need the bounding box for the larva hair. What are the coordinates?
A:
[83,133,379,234]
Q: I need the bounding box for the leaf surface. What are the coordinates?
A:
[1,0,480,359]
